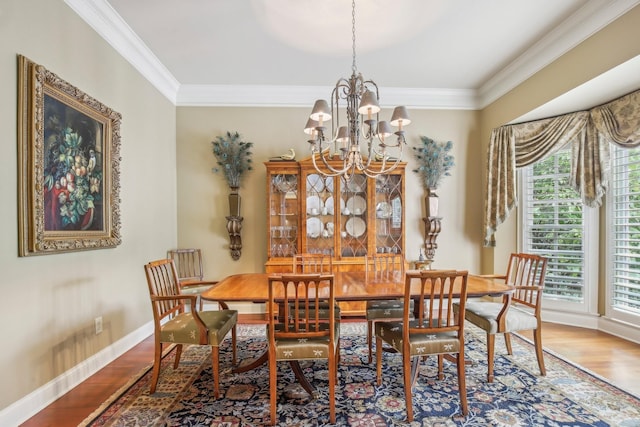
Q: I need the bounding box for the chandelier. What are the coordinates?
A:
[305,0,410,179]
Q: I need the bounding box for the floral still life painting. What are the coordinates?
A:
[43,96,104,231]
[17,55,122,256]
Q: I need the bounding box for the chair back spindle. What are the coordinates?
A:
[166,248,219,311]
[145,259,185,322]
[168,248,205,283]
[269,273,335,339]
[506,253,547,312]
[407,270,468,336]
[292,253,333,274]
[367,253,405,282]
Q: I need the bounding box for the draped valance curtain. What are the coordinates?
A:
[484,89,640,247]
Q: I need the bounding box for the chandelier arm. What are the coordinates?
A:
[361,157,402,178]
[311,130,359,177]
[362,161,400,178]
[311,152,351,177]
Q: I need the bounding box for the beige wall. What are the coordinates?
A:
[479,5,640,274]
[0,0,177,411]
[3,0,640,420]
[176,107,481,281]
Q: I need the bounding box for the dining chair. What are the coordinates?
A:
[365,253,413,363]
[167,248,217,310]
[267,273,339,426]
[375,269,469,421]
[457,253,548,382]
[144,258,237,398]
[293,253,333,273]
[291,253,340,321]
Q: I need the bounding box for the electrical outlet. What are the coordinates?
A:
[95,316,103,334]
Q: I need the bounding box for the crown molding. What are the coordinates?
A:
[68,0,640,110]
[176,84,478,110]
[64,0,179,103]
[478,0,640,108]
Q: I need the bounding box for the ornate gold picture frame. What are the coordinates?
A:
[17,55,122,256]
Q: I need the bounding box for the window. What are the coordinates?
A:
[519,148,598,313]
[607,145,640,324]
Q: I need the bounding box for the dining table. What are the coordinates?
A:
[202,270,512,304]
[201,270,513,395]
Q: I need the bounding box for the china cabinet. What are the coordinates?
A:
[265,158,406,313]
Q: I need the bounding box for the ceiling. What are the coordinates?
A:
[68,0,640,117]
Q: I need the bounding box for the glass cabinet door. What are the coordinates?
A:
[267,158,405,274]
[268,173,298,258]
[339,174,368,257]
[374,174,403,255]
[302,172,335,255]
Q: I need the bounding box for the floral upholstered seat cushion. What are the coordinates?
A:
[160,310,238,345]
[269,323,340,360]
[375,320,460,356]
[366,299,414,319]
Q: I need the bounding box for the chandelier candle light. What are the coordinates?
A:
[305,0,410,179]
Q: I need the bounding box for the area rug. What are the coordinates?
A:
[81,323,640,426]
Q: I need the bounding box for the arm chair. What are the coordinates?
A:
[167,248,217,310]
[458,253,547,382]
[267,273,339,426]
[375,269,469,421]
[365,253,414,363]
[144,258,237,398]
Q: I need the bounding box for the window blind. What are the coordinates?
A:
[611,146,640,314]
[522,150,585,302]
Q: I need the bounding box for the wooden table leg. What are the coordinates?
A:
[232,350,268,373]
[232,352,316,398]
[290,361,316,396]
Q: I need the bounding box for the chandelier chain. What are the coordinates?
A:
[351,0,356,75]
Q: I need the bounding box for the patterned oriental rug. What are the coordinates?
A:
[81,323,640,426]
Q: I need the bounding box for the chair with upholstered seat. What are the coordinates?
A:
[291,253,339,321]
[458,253,548,383]
[168,248,217,310]
[365,253,413,363]
[267,273,339,425]
[375,269,469,421]
[144,258,237,398]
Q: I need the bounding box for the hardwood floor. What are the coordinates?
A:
[519,323,640,396]
[20,320,640,427]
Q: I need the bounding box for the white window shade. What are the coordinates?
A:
[520,149,597,311]
[608,145,640,320]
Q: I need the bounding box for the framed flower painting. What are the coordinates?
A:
[17,55,122,256]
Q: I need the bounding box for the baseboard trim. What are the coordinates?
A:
[541,309,600,328]
[542,309,640,344]
[0,321,154,427]
[598,317,640,344]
